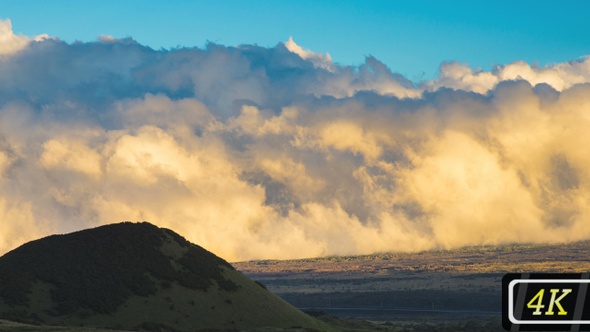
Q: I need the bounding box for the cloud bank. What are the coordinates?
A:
[1,20,590,261]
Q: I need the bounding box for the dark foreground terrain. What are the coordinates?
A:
[2,238,590,331]
[0,316,500,332]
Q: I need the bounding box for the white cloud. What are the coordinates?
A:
[98,35,117,43]
[0,19,48,55]
[1,22,590,261]
[284,37,334,72]
[425,57,590,93]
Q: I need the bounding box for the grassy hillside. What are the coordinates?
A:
[0,222,328,331]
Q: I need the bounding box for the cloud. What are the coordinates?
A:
[284,37,334,72]
[1,21,590,261]
[424,57,590,93]
[98,35,117,43]
[0,19,48,55]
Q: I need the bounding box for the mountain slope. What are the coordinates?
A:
[0,222,327,331]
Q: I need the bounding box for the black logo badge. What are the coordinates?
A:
[503,273,590,331]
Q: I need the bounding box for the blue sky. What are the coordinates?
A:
[3,0,590,81]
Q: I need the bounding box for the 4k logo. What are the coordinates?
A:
[503,273,590,331]
[527,288,572,316]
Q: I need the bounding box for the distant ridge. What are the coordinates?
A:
[0,222,326,331]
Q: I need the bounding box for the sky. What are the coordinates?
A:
[1,2,590,261]
[3,1,590,80]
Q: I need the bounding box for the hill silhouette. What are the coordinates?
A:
[0,222,326,331]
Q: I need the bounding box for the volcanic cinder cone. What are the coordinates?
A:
[0,222,327,331]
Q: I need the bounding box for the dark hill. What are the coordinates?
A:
[0,222,327,331]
